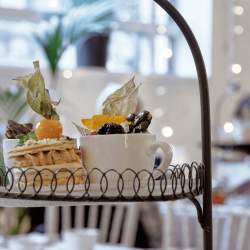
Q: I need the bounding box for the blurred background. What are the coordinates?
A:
[0,0,250,249]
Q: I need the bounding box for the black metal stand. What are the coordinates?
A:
[0,1,212,249]
[153,1,212,249]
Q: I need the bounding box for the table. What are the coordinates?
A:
[47,243,192,250]
[0,243,143,250]
[0,241,194,250]
[46,243,147,250]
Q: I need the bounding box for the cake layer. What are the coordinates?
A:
[9,139,76,157]
[11,148,80,167]
[13,162,86,186]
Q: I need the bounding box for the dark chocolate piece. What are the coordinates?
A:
[5,120,33,139]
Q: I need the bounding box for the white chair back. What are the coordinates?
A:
[45,204,139,247]
[161,202,250,250]
[219,206,250,250]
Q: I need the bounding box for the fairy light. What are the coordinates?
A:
[153,108,164,118]
[231,64,242,74]
[234,6,244,16]
[234,25,244,35]
[156,86,167,96]
[48,0,60,9]
[224,122,234,133]
[157,25,167,34]
[63,70,73,79]
[162,48,173,59]
[161,126,174,138]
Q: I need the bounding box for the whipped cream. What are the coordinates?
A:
[23,137,72,147]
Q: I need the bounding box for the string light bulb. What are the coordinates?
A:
[231,64,242,74]
[224,122,234,134]
[162,48,173,59]
[157,25,167,34]
[234,25,244,35]
[234,6,244,16]
[63,70,73,79]
[156,86,167,96]
[161,126,173,138]
[153,108,164,118]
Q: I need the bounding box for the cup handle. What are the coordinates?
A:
[147,141,173,179]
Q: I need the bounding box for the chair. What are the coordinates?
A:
[161,202,250,250]
[44,204,139,247]
[218,206,250,250]
[161,202,201,250]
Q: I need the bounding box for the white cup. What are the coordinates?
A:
[80,134,173,183]
[63,229,99,250]
[2,139,18,168]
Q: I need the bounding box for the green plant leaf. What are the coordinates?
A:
[0,87,28,123]
[17,132,37,147]
[34,0,116,74]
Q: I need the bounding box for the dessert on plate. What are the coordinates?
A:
[4,61,85,186]
[74,77,172,185]
[74,76,153,136]
[74,76,173,186]
[8,137,82,186]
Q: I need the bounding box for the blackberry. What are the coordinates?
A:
[97,123,125,135]
[127,113,136,122]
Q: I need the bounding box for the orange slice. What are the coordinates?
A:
[81,115,126,131]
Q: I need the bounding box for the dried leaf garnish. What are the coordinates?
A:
[102,76,140,116]
[14,61,60,120]
[72,122,91,136]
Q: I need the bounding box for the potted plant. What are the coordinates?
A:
[70,0,113,67]
[0,86,28,168]
[34,0,115,78]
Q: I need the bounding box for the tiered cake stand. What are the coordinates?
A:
[0,1,213,249]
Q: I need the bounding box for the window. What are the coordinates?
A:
[107,0,213,77]
[0,0,212,77]
[0,0,73,68]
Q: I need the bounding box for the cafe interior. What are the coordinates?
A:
[0,0,249,249]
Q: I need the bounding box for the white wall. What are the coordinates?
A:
[211,0,250,134]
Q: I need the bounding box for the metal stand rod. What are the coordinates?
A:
[153,1,212,249]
